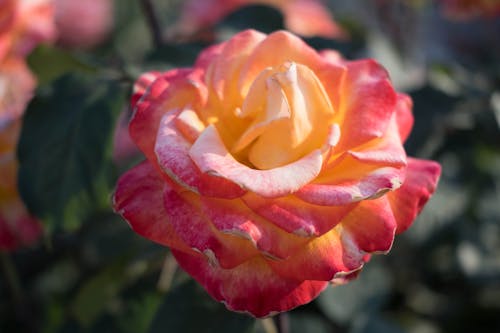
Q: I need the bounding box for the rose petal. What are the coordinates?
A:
[395,93,414,143]
[243,193,356,237]
[154,111,246,198]
[340,114,407,167]
[267,225,366,281]
[112,161,190,252]
[388,157,441,234]
[238,30,323,96]
[245,62,335,169]
[201,195,309,259]
[163,189,258,269]
[208,29,266,102]
[172,250,328,318]
[341,197,397,253]
[335,59,397,150]
[130,71,161,109]
[190,125,324,197]
[316,53,347,112]
[130,69,200,161]
[297,166,404,206]
[174,107,206,143]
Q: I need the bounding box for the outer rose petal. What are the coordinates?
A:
[130,71,161,109]
[163,188,260,268]
[200,195,310,259]
[172,249,328,318]
[267,225,366,281]
[130,69,197,162]
[395,93,414,143]
[335,59,397,151]
[341,197,397,253]
[112,160,190,252]
[388,157,441,234]
[243,193,356,237]
[297,166,404,206]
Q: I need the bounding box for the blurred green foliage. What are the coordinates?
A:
[1,1,499,332]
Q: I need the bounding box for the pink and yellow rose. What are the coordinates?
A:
[169,0,347,41]
[114,30,440,317]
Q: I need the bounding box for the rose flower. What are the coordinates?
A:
[0,0,55,250]
[114,30,441,317]
[1,0,56,125]
[54,0,114,49]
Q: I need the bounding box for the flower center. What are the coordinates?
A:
[232,61,334,170]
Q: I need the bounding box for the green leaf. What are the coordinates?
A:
[117,292,163,333]
[17,73,125,231]
[27,46,97,85]
[71,261,127,327]
[148,280,256,333]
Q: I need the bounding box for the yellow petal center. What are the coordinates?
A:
[233,62,334,169]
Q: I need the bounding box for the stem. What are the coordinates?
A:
[0,252,23,306]
[274,312,290,333]
[139,0,163,48]
[261,318,278,333]
[157,251,178,292]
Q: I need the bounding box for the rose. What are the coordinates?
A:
[168,0,347,41]
[54,0,114,49]
[113,29,441,317]
[1,0,55,124]
[0,0,56,60]
[0,0,54,250]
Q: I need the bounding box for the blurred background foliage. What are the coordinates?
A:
[1,0,500,332]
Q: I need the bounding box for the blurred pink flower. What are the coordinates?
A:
[169,0,347,41]
[54,0,114,49]
[0,0,56,59]
[0,0,55,251]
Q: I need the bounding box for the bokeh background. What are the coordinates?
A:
[1,0,499,332]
